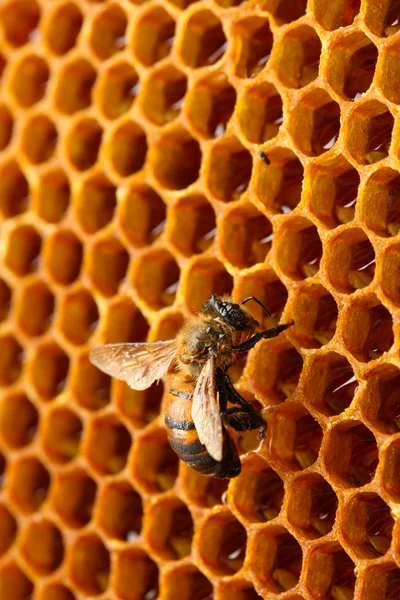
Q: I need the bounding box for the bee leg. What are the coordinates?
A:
[222,408,265,433]
[217,369,256,412]
[232,320,294,353]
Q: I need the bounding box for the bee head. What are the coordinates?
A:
[202,295,258,331]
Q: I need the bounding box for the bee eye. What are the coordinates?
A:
[196,341,205,351]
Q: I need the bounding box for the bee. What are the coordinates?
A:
[90,295,293,479]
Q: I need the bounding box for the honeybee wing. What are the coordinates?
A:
[192,354,223,462]
[89,340,177,390]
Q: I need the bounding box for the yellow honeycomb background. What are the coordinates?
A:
[0,0,400,598]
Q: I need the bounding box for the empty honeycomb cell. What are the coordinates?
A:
[87,237,129,298]
[10,55,49,108]
[217,581,263,600]
[8,456,50,514]
[66,116,102,171]
[360,168,400,237]
[360,563,400,600]
[254,147,304,214]
[59,288,98,345]
[150,310,185,340]
[362,365,400,434]
[179,9,226,68]
[251,527,302,593]
[30,341,69,400]
[305,352,358,416]
[4,225,41,277]
[290,89,341,156]
[0,503,17,557]
[90,3,127,60]
[96,60,138,120]
[305,543,356,600]
[114,380,163,428]
[71,352,110,410]
[341,298,394,362]
[275,25,322,89]
[0,278,11,322]
[96,480,142,541]
[0,0,40,46]
[290,284,338,348]
[113,548,159,600]
[16,279,54,337]
[106,120,147,177]
[206,135,252,202]
[141,64,187,127]
[0,335,23,386]
[133,5,175,67]
[364,0,400,37]
[381,243,400,306]
[44,2,83,56]
[20,519,64,575]
[75,172,117,233]
[0,392,38,449]
[34,169,70,224]
[54,58,97,115]
[44,230,83,286]
[250,343,303,404]
[162,565,213,600]
[69,533,110,595]
[306,154,360,228]
[287,474,338,539]
[219,203,273,269]
[237,82,282,144]
[0,104,13,150]
[276,217,322,280]
[197,510,247,576]
[145,497,194,560]
[183,256,233,313]
[186,71,235,138]
[41,406,82,464]
[0,159,29,218]
[152,126,201,190]
[39,584,75,600]
[119,183,166,248]
[326,229,376,293]
[50,468,96,528]
[132,248,180,309]
[0,452,5,487]
[21,113,58,164]
[104,296,149,344]
[0,563,33,600]
[345,101,394,165]
[381,439,400,502]
[312,0,361,31]
[131,426,179,493]
[235,268,288,327]
[324,421,379,488]
[231,455,284,523]
[232,16,273,78]
[167,194,216,256]
[85,414,131,475]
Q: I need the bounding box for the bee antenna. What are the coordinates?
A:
[241,296,272,317]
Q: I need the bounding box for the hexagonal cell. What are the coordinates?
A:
[345,101,394,165]
[119,183,166,248]
[71,352,110,410]
[276,217,322,280]
[96,480,142,541]
[364,0,400,37]
[114,380,163,428]
[66,116,102,171]
[264,0,308,23]
[231,455,284,523]
[59,289,98,345]
[276,25,321,89]
[181,464,228,508]
[0,335,23,386]
[183,256,233,313]
[8,456,50,513]
[362,365,400,434]
[85,414,131,475]
[0,278,11,323]
[20,519,64,576]
[235,269,288,328]
[96,60,138,120]
[306,154,360,229]
[31,341,69,400]
[382,439,400,504]
[252,527,302,593]
[150,310,185,341]
[167,194,215,257]
[145,497,193,560]
[381,243,400,306]
[290,89,340,156]
[69,533,110,596]
[0,503,17,558]
[290,285,338,349]
[232,16,273,78]
[360,563,400,600]
[179,9,226,68]
[132,248,180,310]
[312,0,360,30]
[39,584,75,600]
[0,392,38,449]
[44,229,83,286]
[10,54,48,107]
[0,104,13,150]
[237,82,282,144]
[0,159,29,218]
[133,6,175,66]
[217,581,264,600]
[16,279,54,337]
[250,343,302,404]
[0,0,40,46]
[152,126,201,190]
[324,421,379,488]
[104,297,149,344]
[34,168,70,223]
[4,225,41,277]
[305,543,356,599]
[219,203,272,269]
[198,511,247,575]
[44,2,83,55]
[87,237,129,298]
[206,135,252,202]
[0,563,33,600]
[141,64,187,127]
[42,406,82,464]
[106,120,147,177]
[21,114,57,164]
[113,549,159,600]
[0,452,6,488]
[254,147,303,214]
[54,58,97,115]
[132,426,179,493]
[326,229,375,293]
[90,3,127,60]
[287,474,338,539]
[360,168,400,237]
[75,172,117,234]
[50,468,96,528]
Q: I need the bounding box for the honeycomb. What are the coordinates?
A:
[0,0,399,598]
